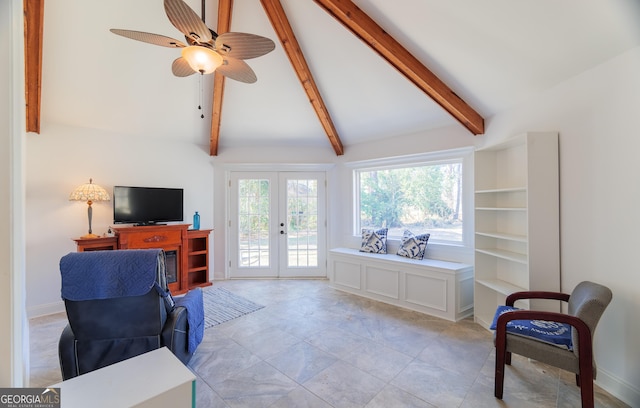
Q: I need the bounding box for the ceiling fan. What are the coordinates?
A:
[110,0,275,83]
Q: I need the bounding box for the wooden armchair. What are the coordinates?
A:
[494,281,612,408]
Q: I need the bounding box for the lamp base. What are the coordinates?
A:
[79,233,101,239]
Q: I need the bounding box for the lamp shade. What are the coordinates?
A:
[181,46,223,74]
[70,179,110,239]
[69,179,110,203]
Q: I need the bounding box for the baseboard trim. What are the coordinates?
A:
[596,367,640,407]
[27,301,64,319]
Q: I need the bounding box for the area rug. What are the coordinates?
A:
[202,287,264,329]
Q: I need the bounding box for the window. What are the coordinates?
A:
[353,148,472,245]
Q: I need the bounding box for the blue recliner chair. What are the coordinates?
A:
[58,249,203,380]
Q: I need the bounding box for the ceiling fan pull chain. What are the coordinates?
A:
[198,73,204,119]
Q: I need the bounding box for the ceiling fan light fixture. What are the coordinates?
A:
[181,46,223,74]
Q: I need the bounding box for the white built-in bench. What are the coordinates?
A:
[328,248,474,322]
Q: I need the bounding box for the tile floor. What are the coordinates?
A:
[30,279,628,407]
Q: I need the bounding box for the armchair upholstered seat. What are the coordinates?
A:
[493,281,612,408]
[58,249,203,380]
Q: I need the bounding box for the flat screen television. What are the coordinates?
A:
[113,186,183,225]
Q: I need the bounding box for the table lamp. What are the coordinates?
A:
[69,178,110,239]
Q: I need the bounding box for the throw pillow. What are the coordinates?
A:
[490,305,573,350]
[396,230,430,260]
[359,228,388,254]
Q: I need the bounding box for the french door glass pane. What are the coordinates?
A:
[286,179,318,268]
[238,179,270,267]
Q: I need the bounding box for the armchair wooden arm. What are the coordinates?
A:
[505,290,570,306]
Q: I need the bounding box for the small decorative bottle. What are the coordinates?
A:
[193,211,200,230]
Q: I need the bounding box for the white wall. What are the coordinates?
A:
[25,124,215,317]
[0,0,12,386]
[2,0,28,387]
[482,47,640,406]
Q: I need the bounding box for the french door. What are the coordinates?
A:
[228,171,326,278]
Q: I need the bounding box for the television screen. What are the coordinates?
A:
[113,186,183,225]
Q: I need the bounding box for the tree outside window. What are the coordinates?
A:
[357,161,463,242]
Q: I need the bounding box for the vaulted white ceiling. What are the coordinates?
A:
[40,0,640,153]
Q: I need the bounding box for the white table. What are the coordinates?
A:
[50,347,195,408]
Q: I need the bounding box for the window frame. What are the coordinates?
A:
[348,147,474,255]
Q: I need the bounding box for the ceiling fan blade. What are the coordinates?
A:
[110,29,186,48]
[215,32,276,60]
[172,57,197,77]
[164,0,212,44]
[217,57,257,83]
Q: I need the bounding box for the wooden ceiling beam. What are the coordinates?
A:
[24,0,45,134]
[209,0,233,156]
[260,0,344,155]
[313,0,484,135]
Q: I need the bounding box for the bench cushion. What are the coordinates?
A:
[490,305,573,350]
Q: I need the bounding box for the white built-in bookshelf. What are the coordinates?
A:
[474,132,560,329]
